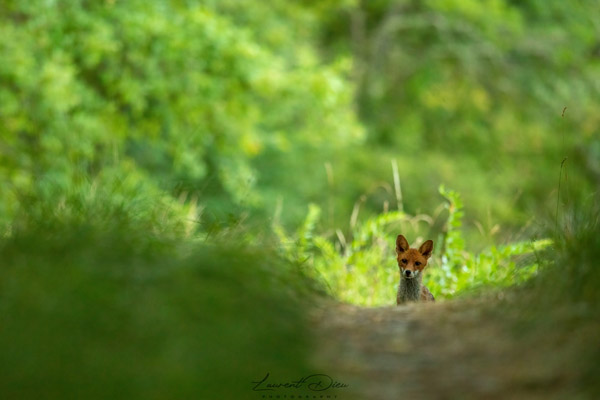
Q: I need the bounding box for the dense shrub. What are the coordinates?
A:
[0,0,362,226]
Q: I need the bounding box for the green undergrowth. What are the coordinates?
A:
[488,199,600,399]
[538,205,600,397]
[0,202,321,399]
[275,186,551,306]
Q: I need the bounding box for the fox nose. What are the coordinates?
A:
[404,270,411,277]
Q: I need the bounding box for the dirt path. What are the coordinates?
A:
[311,300,580,400]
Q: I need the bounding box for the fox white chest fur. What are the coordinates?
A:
[397,271,424,303]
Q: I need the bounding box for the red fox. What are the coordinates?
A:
[395,235,435,304]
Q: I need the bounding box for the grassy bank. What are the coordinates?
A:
[0,209,322,399]
[515,203,600,397]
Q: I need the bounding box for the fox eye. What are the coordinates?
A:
[415,261,421,266]
[401,259,408,264]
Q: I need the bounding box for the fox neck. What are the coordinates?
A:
[397,274,422,304]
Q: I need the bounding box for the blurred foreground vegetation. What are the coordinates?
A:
[0,199,321,399]
[1,0,599,398]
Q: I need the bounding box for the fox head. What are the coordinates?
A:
[396,235,434,280]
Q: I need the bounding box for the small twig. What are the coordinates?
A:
[391,159,404,213]
[555,157,568,233]
[350,195,365,228]
[555,106,569,234]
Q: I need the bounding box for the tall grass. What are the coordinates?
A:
[274,185,550,306]
[498,197,600,398]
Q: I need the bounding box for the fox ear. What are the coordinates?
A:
[418,240,434,258]
[396,235,409,253]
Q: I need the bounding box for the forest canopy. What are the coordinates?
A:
[1,0,599,239]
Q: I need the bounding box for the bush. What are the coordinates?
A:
[0,0,362,226]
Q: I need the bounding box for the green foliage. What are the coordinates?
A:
[2,1,599,397]
[428,186,551,297]
[507,198,600,398]
[0,0,362,226]
[0,215,318,399]
[11,175,197,240]
[438,185,465,268]
[534,201,600,308]
[313,0,600,230]
[2,0,599,237]
[276,187,551,306]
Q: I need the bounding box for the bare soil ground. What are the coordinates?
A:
[311,299,591,400]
